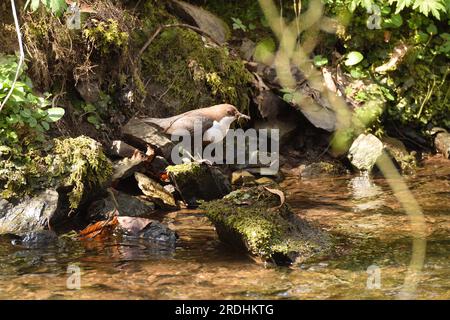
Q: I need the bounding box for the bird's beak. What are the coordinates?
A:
[237,112,251,121]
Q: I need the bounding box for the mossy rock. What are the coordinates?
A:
[0,136,112,210]
[200,186,332,265]
[167,163,231,206]
[139,2,252,117]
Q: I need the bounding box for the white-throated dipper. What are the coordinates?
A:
[142,104,250,143]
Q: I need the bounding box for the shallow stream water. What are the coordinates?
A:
[0,156,448,299]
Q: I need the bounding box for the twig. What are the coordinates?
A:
[137,23,222,61]
[0,0,25,112]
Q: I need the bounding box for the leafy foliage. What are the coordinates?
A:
[27,0,68,17]
[0,55,64,152]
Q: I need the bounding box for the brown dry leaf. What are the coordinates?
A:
[78,215,118,240]
[263,187,286,209]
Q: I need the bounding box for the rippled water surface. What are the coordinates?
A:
[0,156,449,299]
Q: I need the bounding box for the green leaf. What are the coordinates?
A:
[41,120,50,131]
[30,0,40,11]
[50,0,67,16]
[383,14,403,28]
[345,51,364,66]
[426,24,438,35]
[313,55,328,67]
[412,0,446,19]
[87,115,100,125]
[83,103,96,113]
[20,109,32,118]
[27,116,37,127]
[46,107,65,122]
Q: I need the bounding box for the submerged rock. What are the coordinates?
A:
[200,187,332,265]
[0,189,58,235]
[21,230,58,247]
[348,133,383,172]
[300,161,347,179]
[118,217,177,247]
[167,162,231,206]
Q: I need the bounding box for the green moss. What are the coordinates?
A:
[48,137,113,208]
[83,18,129,55]
[0,136,112,209]
[200,187,330,261]
[139,3,253,115]
[166,162,201,175]
[166,162,203,185]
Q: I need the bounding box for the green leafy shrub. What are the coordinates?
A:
[0,55,65,152]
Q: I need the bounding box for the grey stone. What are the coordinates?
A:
[348,133,384,172]
[108,140,139,158]
[434,130,450,159]
[122,117,174,159]
[139,220,177,247]
[111,156,145,182]
[149,156,169,176]
[88,191,156,221]
[0,189,58,235]
[21,230,58,247]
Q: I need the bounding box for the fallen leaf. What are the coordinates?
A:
[79,215,118,239]
[263,187,286,209]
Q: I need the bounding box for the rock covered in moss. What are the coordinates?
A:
[167,162,231,206]
[0,136,112,211]
[200,186,332,265]
[140,2,252,117]
[47,136,113,208]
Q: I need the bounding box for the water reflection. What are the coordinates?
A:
[349,173,385,211]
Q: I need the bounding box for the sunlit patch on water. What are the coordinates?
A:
[0,156,449,299]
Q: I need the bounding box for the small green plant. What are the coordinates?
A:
[313,55,329,67]
[0,55,65,151]
[231,17,256,32]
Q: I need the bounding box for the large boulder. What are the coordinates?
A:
[0,189,58,235]
[200,186,332,265]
